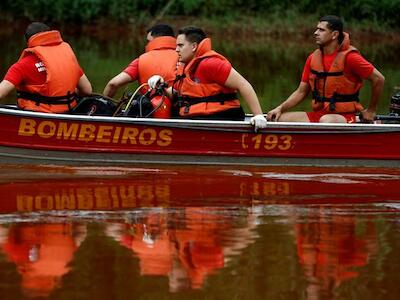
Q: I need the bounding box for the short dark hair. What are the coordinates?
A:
[320,15,344,43]
[178,26,206,44]
[25,22,50,41]
[147,24,174,38]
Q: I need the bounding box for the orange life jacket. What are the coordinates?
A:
[309,33,364,113]
[17,30,82,113]
[138,36,179,88]
[173,38,240,117]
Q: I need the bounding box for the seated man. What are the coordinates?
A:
[147,26,267,130]
[267,15,384,123]
[103,24,179,98]
[0,22,92,113]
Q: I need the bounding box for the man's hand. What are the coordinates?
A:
[250,114,268,132]
[148,75,164,89]
[267,106,282,121]
[360,108,376,123]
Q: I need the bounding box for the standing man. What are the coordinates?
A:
[103,24,179,97]
[267,15,385,123]
[0,22,92,113]
[148,26,267,130]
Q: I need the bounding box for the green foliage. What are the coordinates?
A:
[3,0,103,22]
[107,0,139,21]
[0,0,399,28]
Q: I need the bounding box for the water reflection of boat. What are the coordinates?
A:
[0,165,398,295]
[1,165,400,214]
[1,106,400,167]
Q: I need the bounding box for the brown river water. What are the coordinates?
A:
[0,164,400,299]
[1,28,400,299]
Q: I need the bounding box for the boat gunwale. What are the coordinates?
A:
[1,106,400,134]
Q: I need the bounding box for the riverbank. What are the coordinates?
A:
[1,14,399,44]
[64,15,400,44]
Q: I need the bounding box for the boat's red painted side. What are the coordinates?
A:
[1,108,400,162]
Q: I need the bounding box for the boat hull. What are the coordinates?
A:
[1,107,400,167]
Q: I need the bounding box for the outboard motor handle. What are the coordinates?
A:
[389,88,400,116]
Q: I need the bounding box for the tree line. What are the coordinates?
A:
[1,0,399,28]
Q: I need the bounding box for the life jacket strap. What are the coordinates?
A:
[17,90,77,105]
[312,91,360,111]
[310,69,343,77]
[175,93,238,113]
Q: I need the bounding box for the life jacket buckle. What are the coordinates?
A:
[184,103,190,114]
[329,92,337,111]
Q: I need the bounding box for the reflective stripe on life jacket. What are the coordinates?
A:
[17,30,81,113]
[309,32,363,113]
[138,36,179,91]
[173,38,240,117]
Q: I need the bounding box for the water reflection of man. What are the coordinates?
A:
[268,15,385,123]
[118,214,174,276]
[103,24,178,98]
[295,212,378,299]
[107,207,259,292]
[0,22,92,113]
[0,223,87,298]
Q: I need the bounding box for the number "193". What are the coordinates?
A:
[241,134,292,150]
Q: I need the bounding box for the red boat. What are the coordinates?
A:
[1,105,400,167]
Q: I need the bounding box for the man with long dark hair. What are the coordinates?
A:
[267,15,384,123]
